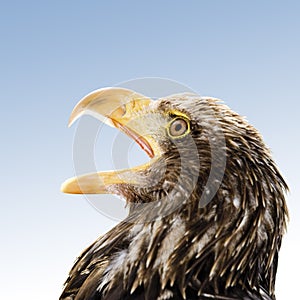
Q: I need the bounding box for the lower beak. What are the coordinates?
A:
[61,163,153,194]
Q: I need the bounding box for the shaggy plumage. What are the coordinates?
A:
[60,90,288,300]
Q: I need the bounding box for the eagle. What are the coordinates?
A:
[60,87,288,300]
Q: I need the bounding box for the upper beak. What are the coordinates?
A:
[61,87,159,195]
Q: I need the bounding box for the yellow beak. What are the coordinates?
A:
[61,87,160,195]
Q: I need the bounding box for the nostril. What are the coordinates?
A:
[111,104,126,119]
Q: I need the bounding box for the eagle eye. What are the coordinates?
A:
[167,117,190,138]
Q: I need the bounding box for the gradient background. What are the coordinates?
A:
[0,1,299,299]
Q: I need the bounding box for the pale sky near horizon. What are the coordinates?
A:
[0,1,299,299]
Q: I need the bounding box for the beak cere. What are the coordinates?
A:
[61,87,157,195]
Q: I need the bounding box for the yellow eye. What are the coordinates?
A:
[168,117,190,138]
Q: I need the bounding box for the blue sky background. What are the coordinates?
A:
[0,1,299,299]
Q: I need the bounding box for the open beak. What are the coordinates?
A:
[61,87,160,194]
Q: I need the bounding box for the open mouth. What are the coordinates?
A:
[112,119,154,159]
[61,87,160,195]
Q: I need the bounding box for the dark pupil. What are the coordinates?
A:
[175,123,182,132]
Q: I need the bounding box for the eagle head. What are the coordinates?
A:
[61,88,288,300]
